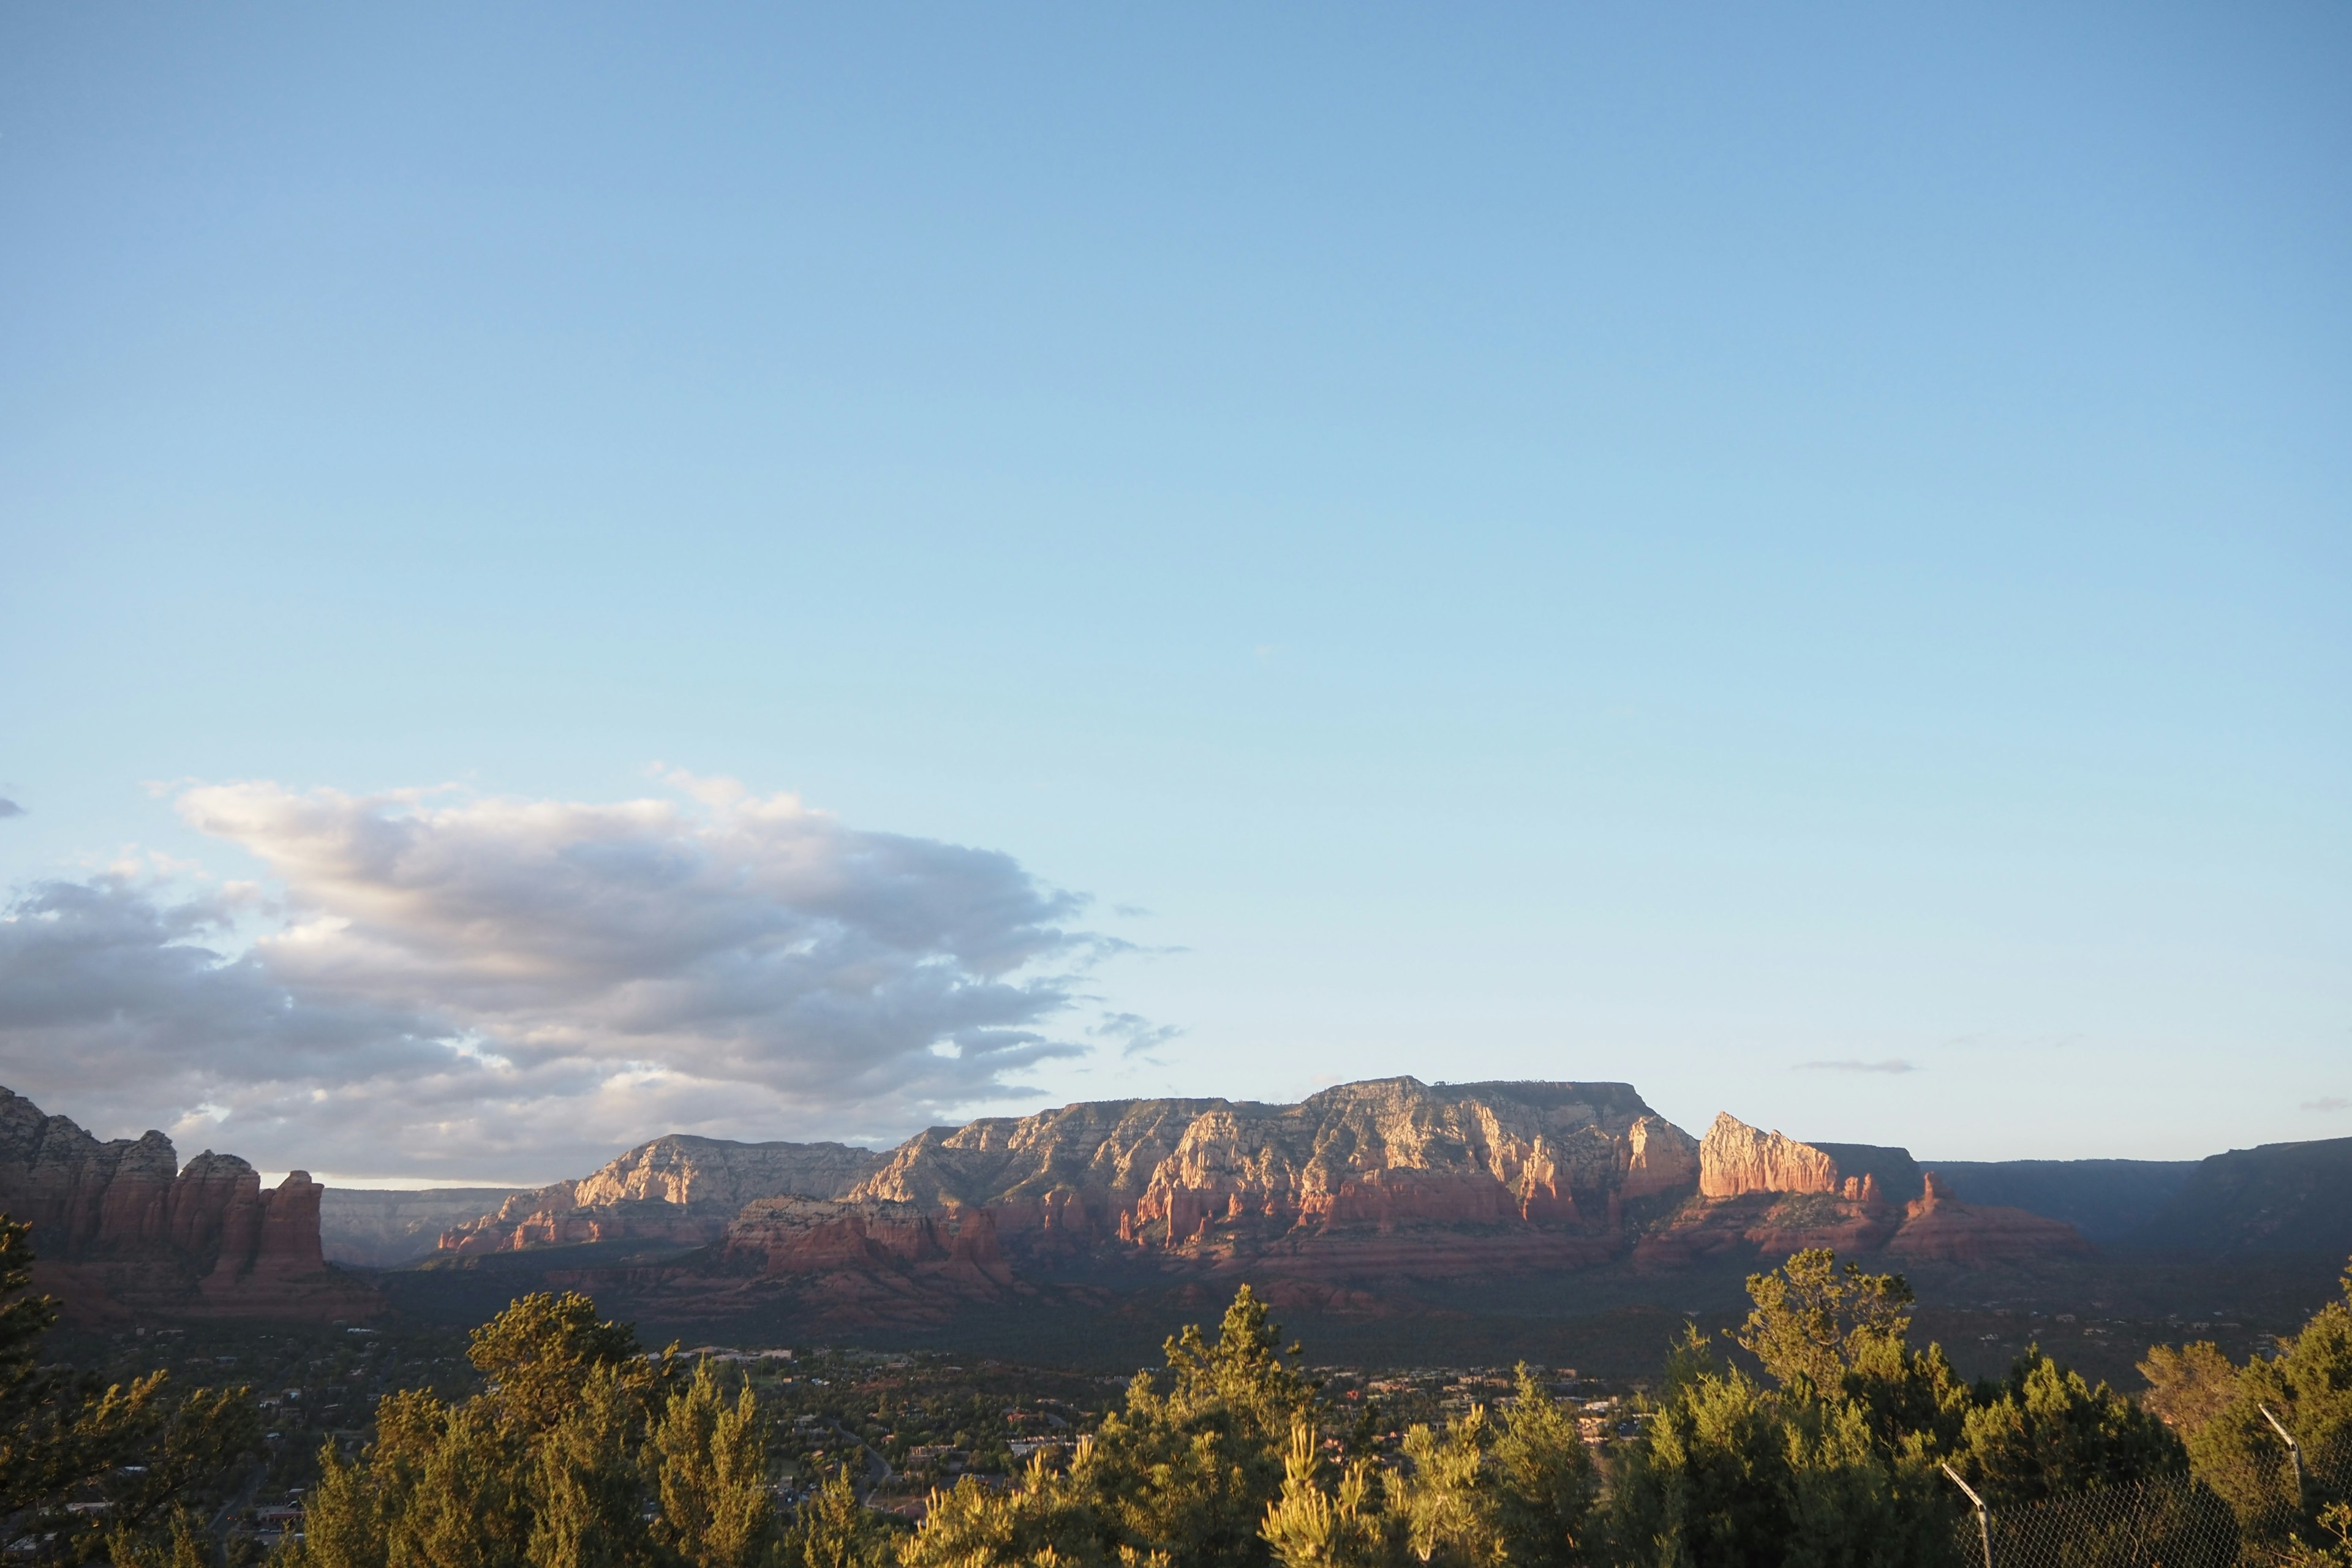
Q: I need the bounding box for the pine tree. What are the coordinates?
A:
[1,1215,261,1560]
[655,1360,777,1568]
[1488,1366,1594,1568]
[1390,1408,1501,1568]
[1259,1423,1385,1568]
[786,1466,884,1568]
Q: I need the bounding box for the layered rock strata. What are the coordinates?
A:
[1698,1113,1921,1206]
[1644,1114,2087,1267]
[699,1196,1017,1324]
[848,1078,1700,1276]
[437,1135,884,1256]
[0,1087,375,1318]
[1883,1172,2094,1264]
[426,1084,2107,1329]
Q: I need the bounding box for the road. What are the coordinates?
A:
[827,1421,894,1499]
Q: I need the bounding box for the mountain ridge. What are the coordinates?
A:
[406,1080,2103,1328]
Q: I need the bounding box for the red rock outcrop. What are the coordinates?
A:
[620,1197,1017,1328]
[409,1084,2105,1332]
[850,1079,1700,1280]
[1697,1113,1920,1206]
[1637,1113,1932,1267]
[0,1087,376,1319]
[437,1134,884,1256]
[1885,1171,2094,1264]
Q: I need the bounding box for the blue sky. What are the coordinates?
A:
[2,4,2346,1180]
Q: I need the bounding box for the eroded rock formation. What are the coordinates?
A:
[1640,1114,1937,1266]
[846,1078,1700,1273]
[1697,1113,1921,1206]
[437,1135,884,1255]
[1884,1171,2094,1263]
[422,1082,2108,1330]
[701,1196,1017,1324]
[0,1087,376,1319]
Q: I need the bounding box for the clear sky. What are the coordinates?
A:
[2,4,2346,1183]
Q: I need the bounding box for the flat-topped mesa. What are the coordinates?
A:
[0,1085,368,1319]
[851,1077,1700,1258]
[1698,1113,1922,1207]
[437,1134,886,1256]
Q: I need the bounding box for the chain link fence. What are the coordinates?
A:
[1947,1470,2239,1568]
[1943,1442,2352,1568]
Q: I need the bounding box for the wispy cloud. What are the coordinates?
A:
[0,799,23,819]
[2302,1096,2349,1114]
[1093,1011,1185,1060]
[1795,1059,1918,1075]
[0,775,1155,1180]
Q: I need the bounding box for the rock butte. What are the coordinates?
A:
[422,1080,2092,1326]
[0,1087,378,1321]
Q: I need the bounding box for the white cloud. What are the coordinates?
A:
[1793,1058,1918,1075]
[0,777,1155,1180]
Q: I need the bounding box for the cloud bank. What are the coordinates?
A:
[0,777,1144,1180]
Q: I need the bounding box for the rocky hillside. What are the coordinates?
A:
[436,1134,883,1255]
[1920,1158,2196,1243]
[849,1077,1699,1268]
[0,1086,378,1319]
[1640,1113,2089,1268]
[319,1188,526,1267]
[420,1082,2126,1329]
[2129,1136,2352,1257]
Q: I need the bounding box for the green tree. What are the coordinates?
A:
[1259,1423,1386,1568]
[105,1509,214,1568]
[1607,1254,1992,1567]
[903,1447,1106,1568]
[284,1441,387,1568]
[1487,1366,1596,1568]
[527,1365,656,1568]
[785,1466,888,1568]
[2280,1502,2352,1568]
[468,1293,649,1442]
[2184,1259,2352,1552]
[1085,1286,1313,1568]
[654,1360,777,1568]
[284,1292,663,1568]
[1951,1346,2182,1506]
[1734,1251,1915,1398]
[2135,1341,2238,1440]
[1390,1407,1501,1568]
[1,1215,262,1564]
[1605,1359,1790,1568]
[381,1398,530,1568]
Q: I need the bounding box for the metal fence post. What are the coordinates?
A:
[2261,1404,2304,1507]
[1942,1462,1993,1568]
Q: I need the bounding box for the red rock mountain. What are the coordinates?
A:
[0,1087,377,1320]
[845,1078,1698,1270]
[5,1077,2101,1330]
[1887,1171,2094,1264]
[424,1085,2098,1329]
[437,1134,885,1256]
[1640,1113,2089,1268]
[440,1079,1728,1325]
